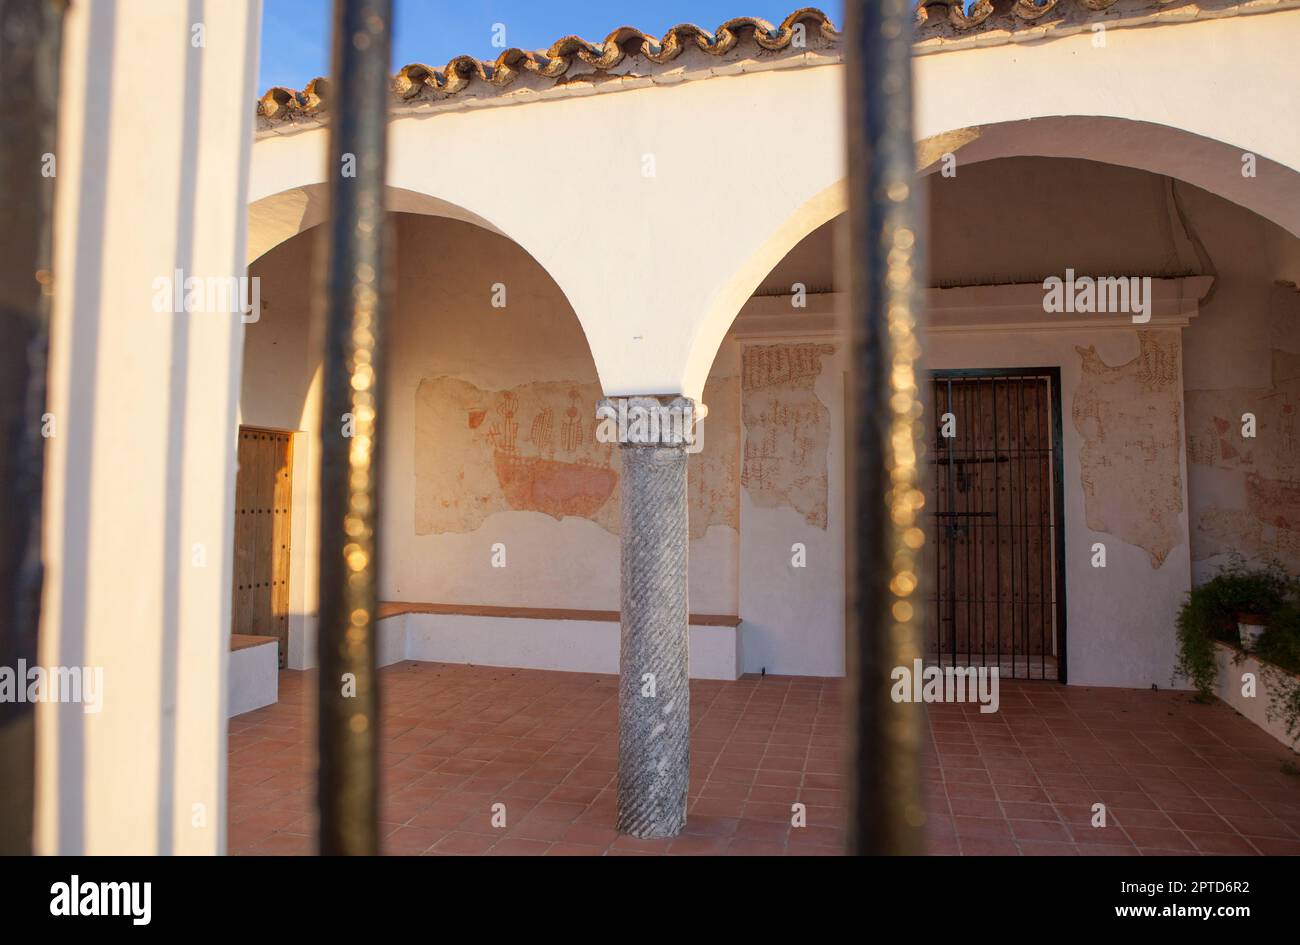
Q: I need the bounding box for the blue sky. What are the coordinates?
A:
[258,0,848,91]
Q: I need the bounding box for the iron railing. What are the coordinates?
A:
[844,0,927,855]
[316,0,392,856]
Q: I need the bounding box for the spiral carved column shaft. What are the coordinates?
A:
[600,396,694,839]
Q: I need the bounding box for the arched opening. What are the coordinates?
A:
[687,116,1300,401]
[229,200,755,852]
[234,205,610,675]
[699,131,1300,689]
[246,184,510,266]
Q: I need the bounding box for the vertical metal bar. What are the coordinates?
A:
[931,379,940,663]
[1007,380,1014,676]
[977,379,986,671]
[1010,379,1020,674]
[1026,380,1033,677]
[935,378,945,666]
[1050,371,1069,683]
[1016,378,1029,678]
[951,382,961,665]
[1013,376,1024,670]
[1019,379,1029,675]
[1035,378,1045,679]
[0,0,65,856]
[955,380,965,665]
[992,380,1001,675]
[1003,379,1011,675]
[944,378,955,669]
[317,0,391,856]
[983,379,992,670]
[844,0,925,856]
[962,381,973,664]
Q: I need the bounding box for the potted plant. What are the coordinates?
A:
[1238,612,1268,652]
[1252,602,1300,743]
[1176,560,1300,745]
[1174,557,1291,699]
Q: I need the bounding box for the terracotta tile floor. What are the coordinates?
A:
[227,662,1300,855]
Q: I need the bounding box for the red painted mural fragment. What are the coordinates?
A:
[493,449,617,520]
[1245,473,1300,531]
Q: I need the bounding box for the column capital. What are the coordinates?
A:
[595,395,699,448]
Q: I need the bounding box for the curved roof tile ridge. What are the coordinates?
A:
[255,1,1297,128]
[918,0,1119,31]
[258,7,838,123]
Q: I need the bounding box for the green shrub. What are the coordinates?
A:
[1174,557,1293,700]
[1174,558,1300,744]
[1255,600,1300,675]
[1255,602,1300,743]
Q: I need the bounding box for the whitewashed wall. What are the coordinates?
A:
[38,0,260,855]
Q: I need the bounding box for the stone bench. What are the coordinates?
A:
[229,634,279,717]
[376,602,744,680]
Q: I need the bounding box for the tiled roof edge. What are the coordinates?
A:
[256,1,1300,136]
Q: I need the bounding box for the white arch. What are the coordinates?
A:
[247,183,508,266]
[680,113,1300,398]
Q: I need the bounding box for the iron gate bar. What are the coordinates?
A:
[1029,384,1040,670]
[317,0,392,856]
[966,376,976,665]
[1052,372,1068,682]
[1018,379,1027,672]
[927,368,1068,682]
[1024,381,1034,671]
[1035,379,1046,678]
[0,0,65,856]
[1007,380,1016,671]
[981,377,989,671]
[944,377,955,669]
[971,379,978,669]
[844,0,926,856]
[1017,378,1028,673]
[963,376,970,666]
[960,378,969,666]
[992,379,1001,673]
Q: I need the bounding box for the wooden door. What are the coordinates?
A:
[927,372,1064,681]
[231,427,293,667]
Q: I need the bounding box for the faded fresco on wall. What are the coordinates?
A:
[1185,285,1300,568]
[415,377,619,534]
[741,343,836,529]
[1072,330,1185,568]
[1187,351,1300,477]
[414,375,740,539]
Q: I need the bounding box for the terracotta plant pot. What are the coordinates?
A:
[1237,612,1267,652]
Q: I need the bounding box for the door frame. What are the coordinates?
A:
[928,367,1068,684]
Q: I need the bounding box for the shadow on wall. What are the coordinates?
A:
[155,0,206,858]
[50,0,116,856]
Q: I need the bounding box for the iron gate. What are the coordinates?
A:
[927,370,1067,681]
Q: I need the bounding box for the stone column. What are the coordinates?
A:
[600,395,694,838]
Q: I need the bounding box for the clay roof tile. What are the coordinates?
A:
[256,2,1296,131]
